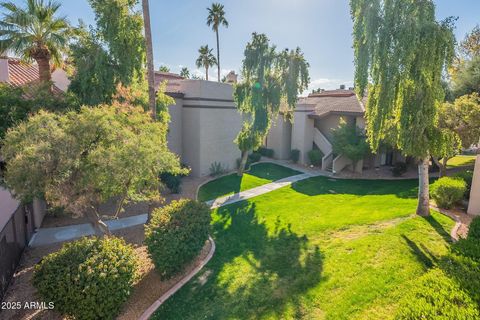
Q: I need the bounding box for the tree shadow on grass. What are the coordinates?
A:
[156,201,324,319]
[291,176,420,199]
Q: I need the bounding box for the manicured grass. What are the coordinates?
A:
[446,155,476,168]
[197,162,301,202]
[153,177,455,319]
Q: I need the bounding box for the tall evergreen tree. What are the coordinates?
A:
[69,0,145,106]
[350,0,455,216]
[207,3,228,82]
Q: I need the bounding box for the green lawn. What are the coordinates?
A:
[154,177,455,319]
[446,155,476,168]
[197,162,301,202]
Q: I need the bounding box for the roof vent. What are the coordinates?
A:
[339,84,346,90]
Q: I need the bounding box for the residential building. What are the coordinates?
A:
[159,73,401,177]
[0,57,70,95]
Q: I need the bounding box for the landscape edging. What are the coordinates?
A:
[138,236,216,320]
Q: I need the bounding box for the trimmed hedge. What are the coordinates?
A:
[290,149,300,163]
[395,268,480,320]
[308,149,323,166]
[454,170,473,198]
[145,199,211,279]
[431,177,467,209]
[33,237,138,320]
[258,147,274,158]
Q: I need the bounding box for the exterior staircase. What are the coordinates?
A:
[313,128,334,172]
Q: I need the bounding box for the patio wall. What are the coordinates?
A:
[468,155,480,216]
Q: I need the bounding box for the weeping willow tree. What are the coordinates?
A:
[350,0,455,216]
[234,33,309,175]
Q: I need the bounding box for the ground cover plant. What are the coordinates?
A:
[197,162,301,201]
[153,176,458,319]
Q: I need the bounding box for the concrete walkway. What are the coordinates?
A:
[30,214,148,247]
[29,161,326,247]
[206,172,318,209]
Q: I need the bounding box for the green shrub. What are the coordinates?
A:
[248,152,262,163]
[209,161,228,176]
[290,149,300,163]
[395,268,480,320]
[452,239,480,261]
[468,217,480,241]
[33,237,138,320]
[454,170,473,198]
[392,162,408,177]
[307,149,323,166]
[431,177,467,209]
[258,147,274,158]
[145,199,211,279]
[439,253,480,306]
[160,172,182,193]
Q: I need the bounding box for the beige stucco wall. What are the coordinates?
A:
[51,68,70,92]
[315,115,355,142]
[167,98,183,157]
[291,103,315,165]
[180,80,242,177]
[266,115,292,160]
[468,155,480,216]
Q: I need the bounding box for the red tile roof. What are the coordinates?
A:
[154,71,184,94]
[1,58,64,96]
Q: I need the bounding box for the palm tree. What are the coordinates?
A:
[206,3,228,82]
[196,45,217,81]
[141,0,156,120]
[0,0,72,83]
[180,67,190,78]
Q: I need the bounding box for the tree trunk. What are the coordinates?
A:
[87,208,111,236]
[432,156,447,177]
[34,56,52,83]
[142,0,157,120]
[416,156,431,216]
[237,150,249,176]
[206,65,209,81]
[216,29,220,82]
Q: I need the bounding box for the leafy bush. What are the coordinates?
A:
[290,149,300,163]
[33,237,138,320]
[160,172,182,193]
[395,268,480,320]
[392,162,408,177]
[452,239,480,261]
[248,152,262,163]
[454,170,473,198]
[145,199,211,279]
[431,177,467,209]
[209,162,228,176]
[308,149,323,166]
[468,217,480,241]
[258,147,274,158]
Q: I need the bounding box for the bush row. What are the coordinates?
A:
[33,199,211,319]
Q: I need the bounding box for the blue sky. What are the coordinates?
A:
[5,0,480,90]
